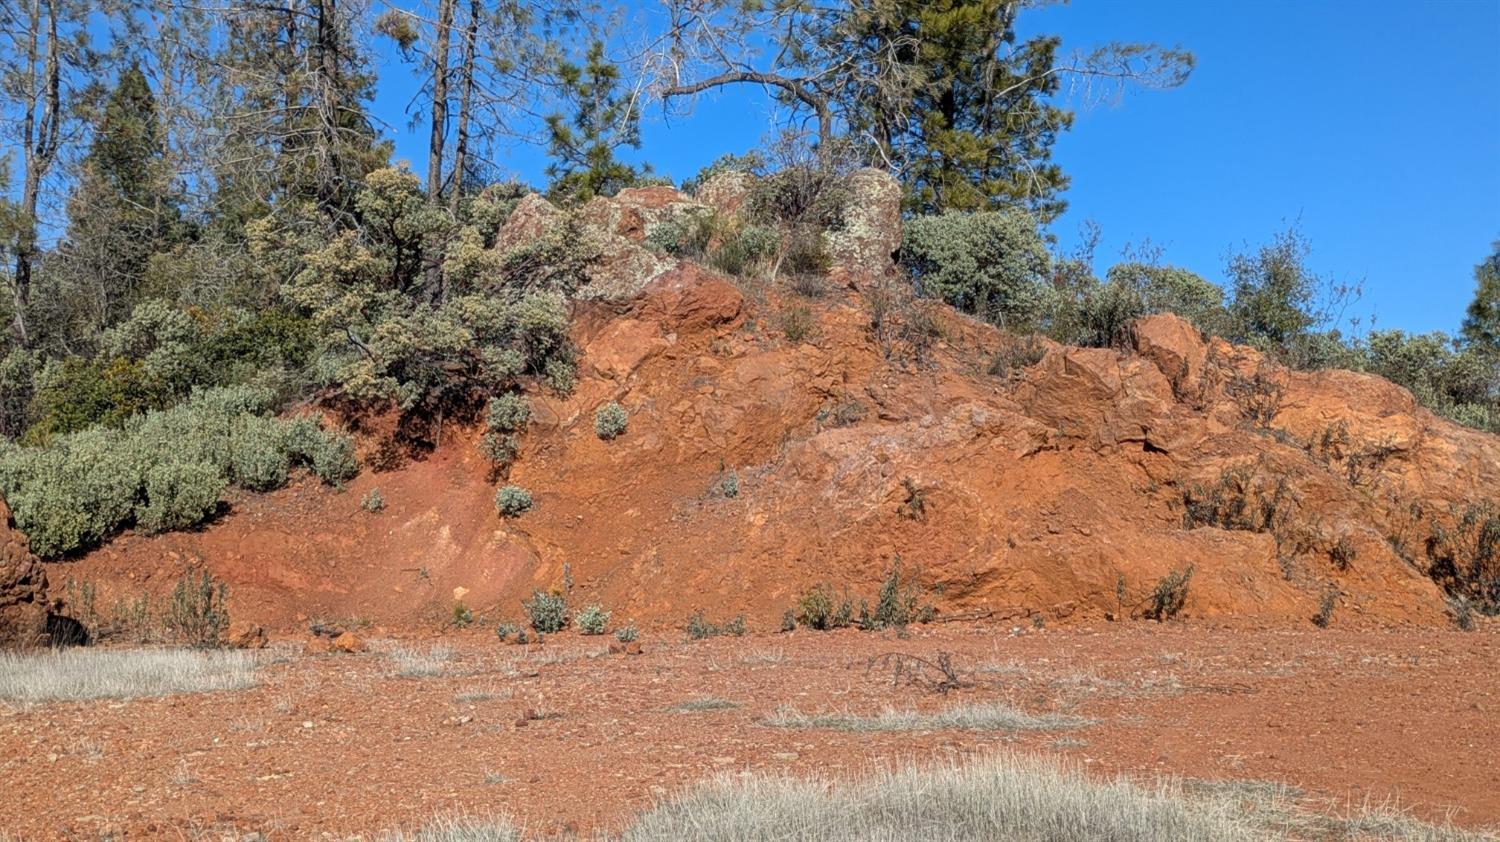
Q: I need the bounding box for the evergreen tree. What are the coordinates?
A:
[657,0,1190,219]
[48,64,185,344]
[543,40,644,204]
[840,0,1074,219]
[210,0,389,229]
[1462,241,1500,355]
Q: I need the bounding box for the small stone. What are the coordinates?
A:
[331,632,366,653]
[226,621,268,650]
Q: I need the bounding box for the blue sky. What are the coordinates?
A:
[371,1,1499,337]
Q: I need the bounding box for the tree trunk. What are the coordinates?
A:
[427,0,454,203]
[448,0,480,218]
[423,0,456,299]
[10,0,61,347]
[313,0,343,216]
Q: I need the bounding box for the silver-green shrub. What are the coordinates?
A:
[523,589,567,633]
[229,415,293,491]
[575,603,610,635]
[594,401,628,440]
[495,484,533,517]
[0,386,357,557]
[901,210,1053,329]
[361,487,385,512]
[137,461,227,534]
[485,393,531,433]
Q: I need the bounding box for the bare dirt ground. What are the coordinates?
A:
[1,623,1496,840]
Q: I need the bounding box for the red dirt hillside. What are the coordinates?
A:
[46,262,1500,632]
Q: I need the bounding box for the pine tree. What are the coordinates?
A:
[210,0,389,229]
[658,0,1190,220]
[834,0,1074,220]
[543,40,644,204]
[49,64,185,342]
[1462,241,1500,355]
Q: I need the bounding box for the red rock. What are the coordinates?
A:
[0,495,57,649]
[226,621,268,650]
[331,632,366,653]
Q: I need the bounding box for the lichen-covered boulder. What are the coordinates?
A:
[494,193,563,254]
[493,187,716,301]
[826,167,903,287]
[696,171,752,219]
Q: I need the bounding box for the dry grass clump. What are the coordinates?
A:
[763,701,1092,733]
[0,647,259,703]
[395,755,1494,841]
[387,644,453,678]
[667,698,740,713]
[624,755,1258,841]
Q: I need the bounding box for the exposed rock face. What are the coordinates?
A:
[494,187,713,301]
[695,171,751,219]
[47,280,1500,632]
[494,193,561,251]
[826,167,903,287]
[1,494,55,649]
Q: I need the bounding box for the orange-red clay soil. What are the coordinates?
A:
[1,623,1496,839]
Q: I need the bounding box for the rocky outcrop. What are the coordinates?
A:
[695,171,751,219]
[494,187,713,301]
[44,281,1500,632]
[826,167,903,287]
[1,495,57,648]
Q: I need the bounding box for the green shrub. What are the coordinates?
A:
[645,211,714,258]
[485,393,531,433]
[594,401,628,440]
[795,584,837,631]
[708,223,778,278]
[0,387,358,557]
[1356,331,1499,434]
[495,621,519,641]
[280,416,358,485]
[229,415,293,491]
[523,589,567,633]
[495,484,533,517]
[162,571,230,648]
[778,304,815,343]
[1312,590,1337,628]
[614,622,638,643]
[1425,503,1500,612]
[137,461,227,535]
[1180,465,1294,537]
[780,228,831,278]
[479,432,520,467]
[684,610,747,640]
[452,602,474,627]
[362,488,385,512]
[309,431,358,485]
[281,169,584,437]
[901,210,1053,330]
[717,470,740,499]
[575,603,610,635]
[1142,566,1194,622]
[872,559,926,630]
